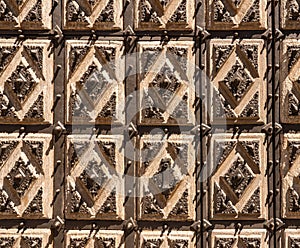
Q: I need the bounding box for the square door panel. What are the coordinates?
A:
[139,230,195,247]
[0,229,52,247]
[211,229,267,248]
[210,134,267,220]
[281,0,300,29]
[283,229,300,247]
[209,39,267,125]
[280,40,300,123]
[65,40,125,125]
[0,134,53,219]
[65,134,124,220]
[0,39,53,124]
[138,41,195,125]
[66,230,124,247]
[207,0,267,30]
[281,134,300,219]
[138,134,195,221]
[135,0,194,31]
[63,0,122,30]
[0,0,51,29]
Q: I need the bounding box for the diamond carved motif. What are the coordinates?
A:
[222,157,255,199]
[135,0,194,30]
[280,40,300,123]
[66,40,124,125]
[210,39,266,124]
[281,0,300,29]
[210,134,267,220]
[66,135,124,220]
[211,229,267,248]
[0,39,53,124]
[283,230,300,248]
[0,229,51,247]
[207,0,267,30]
[0,0,51,29]
[281,134,300,219]
[0,134,52,219]
[6,157,37,198]
[138,41,195,125]
[139,230,194,248]
[63,0,122,30]
[66,230,124,247]
[138,134,195,221]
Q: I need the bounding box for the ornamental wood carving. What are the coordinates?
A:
[138,41,195,125]
[281,40,300,123]
[65,134,124,220]
[0,134,53,219]
[63,0,122,30]
[0,0,51,29]
[0,39,53,124]
[66,230,124,247]
[139,230,195,247]
[0,0,290,246]
[211,229,267,248]
[135,0,194,30]
[283,229,300,248]
[209,39,267,125]
[0,229,52,247]
[65,40,125,125]
[210,134,267,220]
[281,0,300,30]
[207,0,267,30]
[138,134,195,221]
[281,134,300,219]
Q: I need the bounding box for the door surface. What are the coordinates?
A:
[0,0,296,247]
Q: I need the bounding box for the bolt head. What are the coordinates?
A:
[126,222,133,230]
[54,221,61,228]
[54,126,62,133]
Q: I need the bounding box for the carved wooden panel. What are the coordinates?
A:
[281,0,300,30]
[0,39,53,124]
[0,134,53,219]
[138,41,195,125]
[0,0,51,29]
[210,134,267,220]
[211,229,267,248]
[139,230,195,247]
[135,0,194,31]
[281,134,300,219]
[280,40,300,123]
[207,0,267,30]
[209,39,267,124]
[65,40,125,125]
[0,229,52,247]
[65,134,124,220]
[138,134,195,221]
[283,229,300,247]
[66,230,124,247]
[63,0,122,30]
